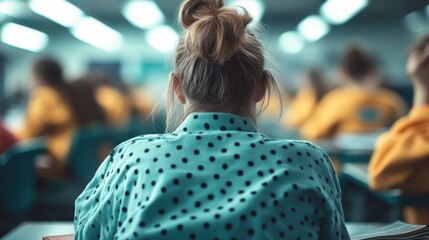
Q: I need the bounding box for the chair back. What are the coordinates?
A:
[0,139,46,215]
[67,124,123,184]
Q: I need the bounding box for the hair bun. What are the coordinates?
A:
[179,0,224,29]
[179,0,253,64]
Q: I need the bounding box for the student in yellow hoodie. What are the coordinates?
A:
[369,35,429,224]
[17,58,75,175]
[285,69,328,129]
[301,45,407,140]
[84,73,131,127]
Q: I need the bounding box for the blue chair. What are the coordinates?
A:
[0,139,46,216]
[67,124,124,184]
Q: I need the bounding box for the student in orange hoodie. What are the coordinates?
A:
[369,35,429,224]
[301,45,407,140]
[285,69,328,129]
[17,58,75,174]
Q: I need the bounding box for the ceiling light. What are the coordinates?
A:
[29,0,84,27]
[278,31,304,54]
[0,22,48,52]
[404,12,426,34]
[71,17,123,52]
[0,0,27,17]
[297,15,330,42]
[146,25,179,53]
[229,0,265,24]
[320,0,368,25]
[122,0,165,29]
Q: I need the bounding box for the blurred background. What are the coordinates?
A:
[1,0,429,237]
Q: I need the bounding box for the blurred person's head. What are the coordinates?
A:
[338,44,379,86]
[166,0,280,131]
[31,58,65,88]
[67,77,106,127]
[407,34,429,106]
[301,69,327,102]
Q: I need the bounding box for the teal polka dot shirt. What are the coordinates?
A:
[74,112,350,240]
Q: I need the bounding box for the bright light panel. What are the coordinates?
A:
[230,0,265,23]
[298,15,330,42]
[320,0,368,25]
[122,0,165,29]
[0,0,26,16]
[29,0,84,27]
[0,22,48,52]
[404,12,426,34]
[71,17,123,52]
[146,25,179,53]
[278,31,304,54]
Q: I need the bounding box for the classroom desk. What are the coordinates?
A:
[0,221,390,240]
[1,222,73,240]
[342,163,429,206]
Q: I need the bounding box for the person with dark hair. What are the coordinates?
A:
[286,69,328,129]
[74,0,349,239]
[66,77,107,127]
[17,58,75,173]
[301,44,407,140]
[369,35,429,224]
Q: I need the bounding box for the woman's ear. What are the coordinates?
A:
[172,73,186,105]
[254,70,269,102]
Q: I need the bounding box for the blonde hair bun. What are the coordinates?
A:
[179,0,252,64]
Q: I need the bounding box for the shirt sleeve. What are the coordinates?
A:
[311,145,350,240]
[369,106,429,190]
[74,151,114,240]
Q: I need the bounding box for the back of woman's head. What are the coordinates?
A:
[168,0,279,131]
[32,58,65,86]
[67,77,106,127]
[340,44,376,82]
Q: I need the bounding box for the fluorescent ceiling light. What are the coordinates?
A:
[122,0,165,29]
[404,12,426,34]
[320,0,368,25]
[0,0,27,17]
[278,31,304,54]
[71,17,123,52]
[29,0,84,28]
[0,22,48,52]
[298,15,330,42]
[230,0,265,24]
[146,25,179,53]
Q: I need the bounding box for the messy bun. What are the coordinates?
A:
[166,0,281,132]
[179,0,252,64]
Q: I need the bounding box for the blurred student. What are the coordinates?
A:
[74,0,350,239]
[301,45,407,140]
[87,73,131,126]
[0,122,16,154]
[285,69,328,129]
[369,35,429,224]
[17,58,75,171]
[66,78,107,127]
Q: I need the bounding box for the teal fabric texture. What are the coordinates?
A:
[74,112,350,240]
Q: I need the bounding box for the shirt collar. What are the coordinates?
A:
[173,112,258,133]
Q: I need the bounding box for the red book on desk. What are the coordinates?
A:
[42,234,74,240]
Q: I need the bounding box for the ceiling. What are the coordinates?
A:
[2,0,429,36]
